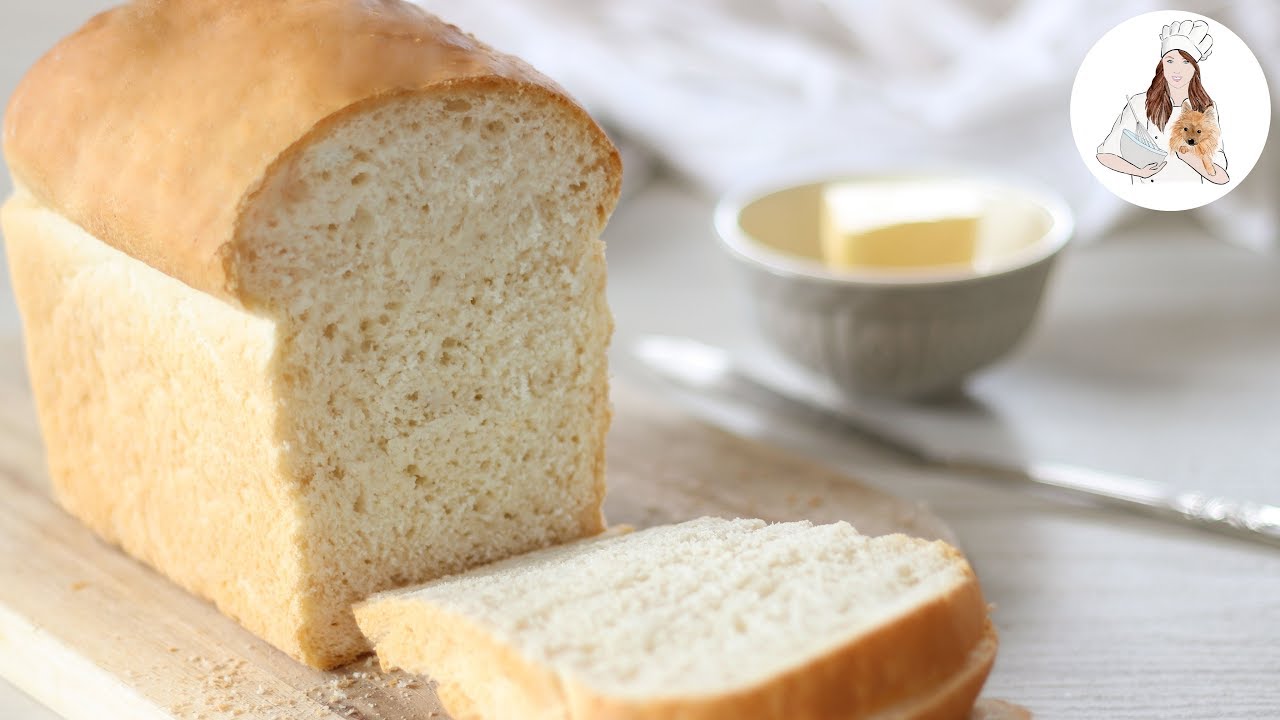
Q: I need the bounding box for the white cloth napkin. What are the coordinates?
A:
[417,0,1279,249]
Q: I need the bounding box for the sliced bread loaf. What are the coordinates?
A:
[2,0,620,668]
[355,517,996,720]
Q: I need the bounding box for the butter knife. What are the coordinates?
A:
[633,334,1280,550]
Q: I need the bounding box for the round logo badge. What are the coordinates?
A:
[1070,10,1270,211]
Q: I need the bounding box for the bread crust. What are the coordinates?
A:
[0,191,309,661]
[868,622,998,720]
[356,538,994,720]
[2,0,621,304]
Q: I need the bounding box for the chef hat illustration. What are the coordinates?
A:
[1160,19,1213,62]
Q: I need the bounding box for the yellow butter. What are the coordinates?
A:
[820,184,982,270]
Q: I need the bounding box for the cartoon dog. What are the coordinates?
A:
[1168,98,1220,175]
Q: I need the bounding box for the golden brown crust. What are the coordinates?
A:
[874,622,998,720]
[3,0,620,303]
[1,191,310,662]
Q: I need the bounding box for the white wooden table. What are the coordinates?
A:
[3,3,1279,718]
[607,182,1280,719]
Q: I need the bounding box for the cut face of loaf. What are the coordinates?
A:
[355,518,996,720]
[2,3,620,668]
[244,90,614,663]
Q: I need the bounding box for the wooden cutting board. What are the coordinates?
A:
[0,335,953,720]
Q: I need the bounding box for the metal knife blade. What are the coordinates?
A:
[633,334,1280,550]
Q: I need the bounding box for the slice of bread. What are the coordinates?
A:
[355,517,995,720]
[2,0,619,669]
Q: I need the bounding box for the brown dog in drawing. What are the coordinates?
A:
[1168,98,1220,175]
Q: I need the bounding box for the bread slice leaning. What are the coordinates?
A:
[355,517,995,720]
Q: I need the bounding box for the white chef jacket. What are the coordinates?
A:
[1097,93,1227,184]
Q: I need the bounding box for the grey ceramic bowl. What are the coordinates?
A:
[714,175,1074,400]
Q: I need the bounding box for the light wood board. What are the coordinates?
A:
[0,336,952,719]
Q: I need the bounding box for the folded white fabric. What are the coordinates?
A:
[418,0,1279,249]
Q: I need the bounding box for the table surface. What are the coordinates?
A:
[3,3,1279,719]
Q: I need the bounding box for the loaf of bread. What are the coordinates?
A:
[355,517,997,720]
[2,0,620,669]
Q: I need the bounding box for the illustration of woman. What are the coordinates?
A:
[1096,19,1228,184]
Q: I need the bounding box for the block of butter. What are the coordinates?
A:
[820,182,984,270]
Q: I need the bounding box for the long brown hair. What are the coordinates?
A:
[1146,49,1214,128]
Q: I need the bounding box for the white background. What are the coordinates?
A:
[1070,10,1270,211]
